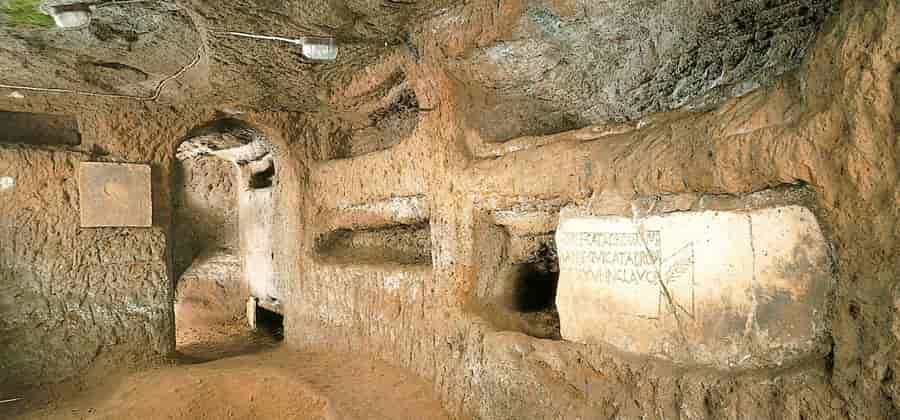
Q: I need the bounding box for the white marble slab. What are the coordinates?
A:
[556,205,833,369]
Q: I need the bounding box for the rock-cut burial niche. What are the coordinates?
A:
[320,82,421,160]
[315,224,432,265]
[173,119,283,332]
[555,194,834,370]
[475,207,563,340]
[505,238,561,339]
[0,111,81,146]
[314,196,433,266]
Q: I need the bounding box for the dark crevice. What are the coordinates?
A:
[89,61,150,78]
[501,240,562,340]
[0,112,81,146]
[369,87,419,127]
[255,306,284,341]
[510,263,558,312]
[248,162,276,189]
[315,223,432,265]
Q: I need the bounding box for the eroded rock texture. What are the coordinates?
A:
[172,155,239,278]
[0,0,898,419]
[170,153,245,321]
[0,148,171,389]
[0,2,203,98]
[438,0,837,140]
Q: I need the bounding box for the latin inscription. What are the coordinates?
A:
[557,231,661,285]
[557,228,694,318]
[555,208,833,368]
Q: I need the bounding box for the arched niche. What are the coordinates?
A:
[172,118,283,343]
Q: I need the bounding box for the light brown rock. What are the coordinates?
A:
[78,162,152,228]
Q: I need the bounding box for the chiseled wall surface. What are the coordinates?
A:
[0,1,895,419]
[172,156,240,279]
[0,103,229,391]
[0,147,170,390]
[0,103,304,392]
[286,2,899,420]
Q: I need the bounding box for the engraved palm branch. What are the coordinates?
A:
[660,243,694,318]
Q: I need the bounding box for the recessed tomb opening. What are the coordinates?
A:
[506,240,561,340]
[250,304,284,342]
[314,223,433,266]
[0,111,81,146]
[322,83,421,160]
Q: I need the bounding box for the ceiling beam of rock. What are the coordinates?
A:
[177,118,272,164]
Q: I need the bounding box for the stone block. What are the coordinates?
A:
[78,162,152,227]
[555,205,833,369]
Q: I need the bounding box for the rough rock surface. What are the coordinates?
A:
[175,252,245,322]
[0,1,897,420]
[0,147,170,389]
[172,155,239,279]
[78,162,152,227]
[0,1,203,98]
[439,0,838,141]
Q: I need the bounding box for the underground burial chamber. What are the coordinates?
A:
[1,0,898,419]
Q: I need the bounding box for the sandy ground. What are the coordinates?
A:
[1,308,451,420]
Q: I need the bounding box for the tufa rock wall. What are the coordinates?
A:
[0,1,895,419]
[285,1,898,419]
[0,146,171,390]
[172,155,240,279]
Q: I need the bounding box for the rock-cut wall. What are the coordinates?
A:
[0,1,895,419]
[172,156,240,279]
[0,146,172,391]
[285,1,899,419]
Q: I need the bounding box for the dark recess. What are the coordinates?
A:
[511,263,559,312]
[0,112,81,146]
[255,306,284,341]
[314,223,432,265]
[508,241,561,339]
[249,162,276,189]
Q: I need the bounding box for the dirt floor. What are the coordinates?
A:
[0,310,451,420]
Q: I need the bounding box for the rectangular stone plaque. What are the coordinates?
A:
[79,162,152,227]
[555,206,833,369]
[556,229,666,317]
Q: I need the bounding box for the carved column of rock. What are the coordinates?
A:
[237,162,279,312]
